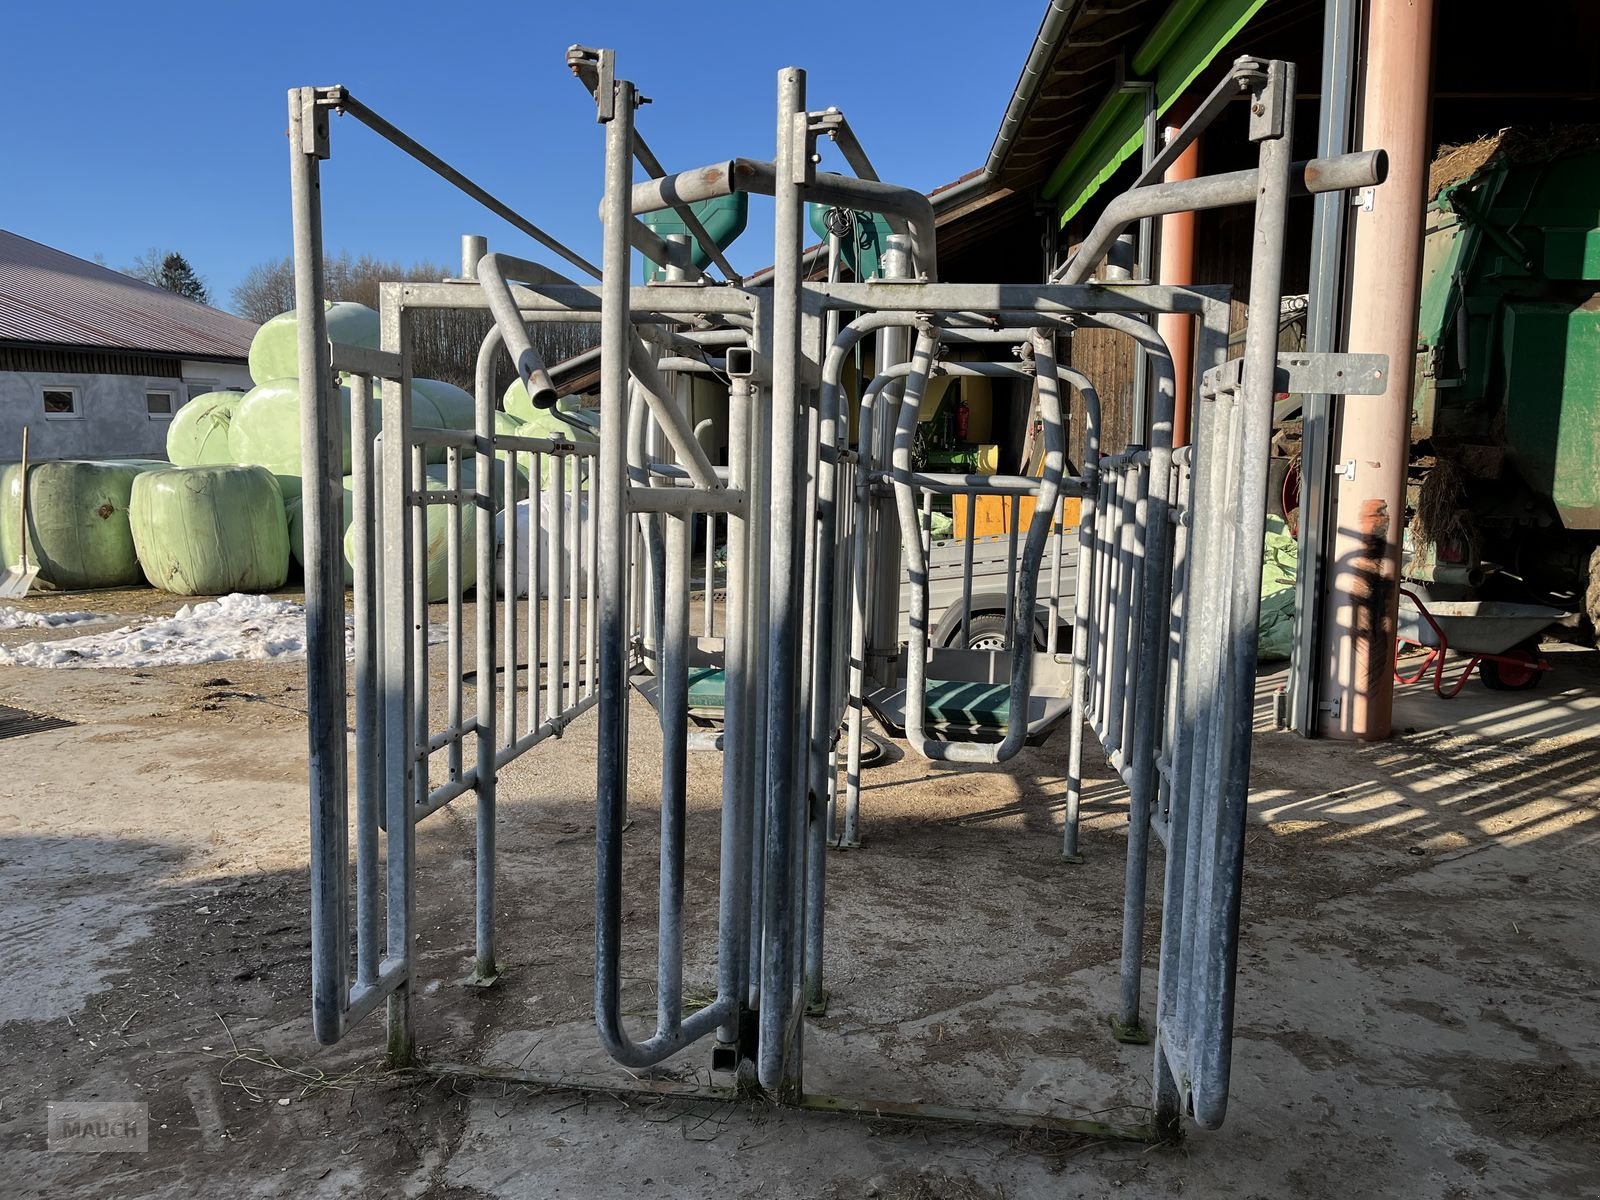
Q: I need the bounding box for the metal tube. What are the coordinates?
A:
[528,453,543,733]
[1057,151,1388,287]
[478,252,565,409]
[717,377,753,1044]
[547,450,566,728]
[757,64,808,1099]
[630,132,741,282]
[293,88,351,1046]
[350,373,380,989]
[1288,0,1359,736]
[568,456,583,706]
[377,285,416,1065]
[628,339,723,489]
[446,448,463,784]
[1196,63,1297,1129]
[331,90,601,279]
[472,329,499,985]
[960,488,976,645]
[657,513,691,1037]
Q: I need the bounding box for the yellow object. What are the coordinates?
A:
[954,441,1082,539]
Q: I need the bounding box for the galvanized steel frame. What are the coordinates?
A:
[294,50,1385,1141]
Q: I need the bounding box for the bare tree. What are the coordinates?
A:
[231,253,592,393]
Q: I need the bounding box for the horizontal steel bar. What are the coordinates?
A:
[1202,351,1389,396]
[417,770,478,820]
[330,343,403,378]
[394,281,757,316]
[629,486,747,516]
[495,692,603,767]
[807,281,1229,314]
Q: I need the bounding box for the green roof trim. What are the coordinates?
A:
[1043,0,1269,226]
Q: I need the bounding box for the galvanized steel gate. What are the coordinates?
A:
[294,51,1386,1137]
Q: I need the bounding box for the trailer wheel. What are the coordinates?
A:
[1479,648,1544,691]
[962,613,1012,651]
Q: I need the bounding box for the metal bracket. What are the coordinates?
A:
[790,112,815,185]
[1353,186,1376,213]
[1201,352,1388,398]
[1247,59,1287,142]
[330,343,403,379]
[299,89,331,160]
[1338,459,1357,481]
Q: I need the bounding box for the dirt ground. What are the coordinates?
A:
[1,586,1597,1199]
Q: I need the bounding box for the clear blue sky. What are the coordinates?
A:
[4,1,1043,314]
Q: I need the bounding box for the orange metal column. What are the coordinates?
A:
[1318,0,1436,739]
[1156,101,1200,448]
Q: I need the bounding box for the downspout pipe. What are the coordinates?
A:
[1156,101,1201,447]
[1318,0,1437,741]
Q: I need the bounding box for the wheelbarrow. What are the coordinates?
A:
[1394,587,1567,698]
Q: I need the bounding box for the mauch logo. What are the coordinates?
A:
[46,1102,148,1153]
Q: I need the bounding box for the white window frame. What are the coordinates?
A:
[146,389,177,420]
[41,384,82,420]
[185,379,219,403]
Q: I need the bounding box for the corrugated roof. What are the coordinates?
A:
[0,230,255,360]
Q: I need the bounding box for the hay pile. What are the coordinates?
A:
[1431,126,1600,198]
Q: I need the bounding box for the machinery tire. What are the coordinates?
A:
[1585,546,1600,638]
[1479,647,1544,692]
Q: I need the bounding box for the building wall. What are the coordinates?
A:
[0,360,251,461]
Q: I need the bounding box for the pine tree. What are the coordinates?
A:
[156,253,209,304]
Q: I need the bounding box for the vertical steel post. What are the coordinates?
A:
[471,323,500,986]
[1292,0,1377,737]
[758,64,808,1099]
[379,289,416,1065]
[293,87,348,1045]
[593,73,638,1063]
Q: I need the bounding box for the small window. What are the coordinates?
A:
[146,390,175,418]
[186,380,218,403]
[42,386,80,419]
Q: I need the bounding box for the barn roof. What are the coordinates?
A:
[0,230,255,361]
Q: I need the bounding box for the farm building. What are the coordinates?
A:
[0,230,255,460]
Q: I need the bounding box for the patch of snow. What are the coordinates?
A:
[0,605,108,631]
[0,593,351,669]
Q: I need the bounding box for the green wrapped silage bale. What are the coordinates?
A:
[414,377,477,430]
[166,391,244,466]
[248,301,381,386]
[285,480,356,587]
[129,466,289,596]
[285,459,506,590]
[0,459,166,589]
[502,383,599,486]
[503,380,598,434]
[342,470,475,603]
[230,378,478,500]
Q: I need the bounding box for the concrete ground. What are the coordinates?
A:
[0,587,1596,1199]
